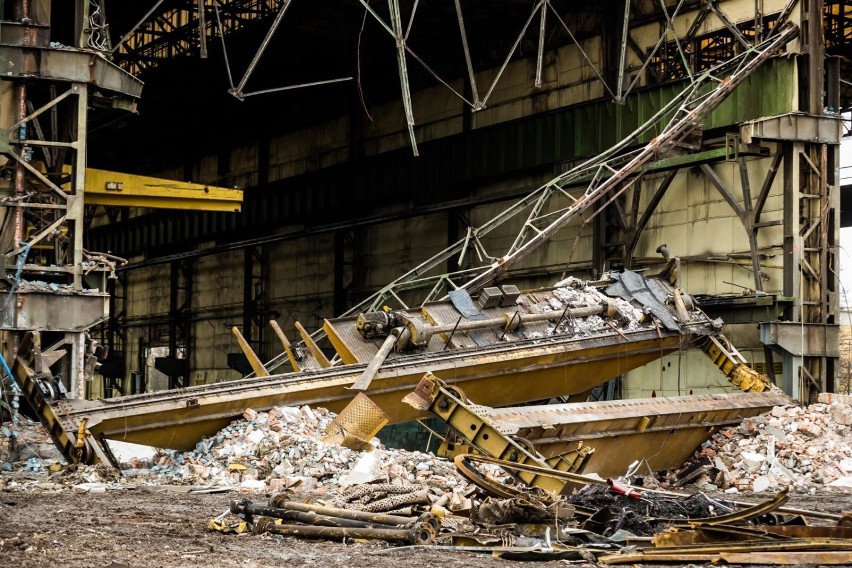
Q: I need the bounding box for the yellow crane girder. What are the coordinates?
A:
[84,168,243,212]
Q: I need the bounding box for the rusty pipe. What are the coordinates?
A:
[267,494,420,527]
[230,500,383,529]
[253,516,435,545]
[13,83,27,247]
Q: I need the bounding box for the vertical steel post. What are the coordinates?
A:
[535,0,548,88]
[388,0,418,156]
[615,0,631,102]
[71,84,87,291]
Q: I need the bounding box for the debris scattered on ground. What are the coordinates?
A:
[4,394,852,566]
[0,417,62,474]
[670,401,852,494]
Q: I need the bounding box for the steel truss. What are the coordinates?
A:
[111,0,795,156]
[254,25,799,376]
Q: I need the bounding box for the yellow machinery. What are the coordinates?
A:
[403,372,788,491]
[10,259,775,466]
[3,19,796,471]
[84,168,243,212]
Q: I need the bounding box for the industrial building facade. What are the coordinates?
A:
[70,0,846,404]
[0,0,846,418]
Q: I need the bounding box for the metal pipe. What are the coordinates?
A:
[388,0,418,156]
[419,304,606,343]
[254,517,435,544]
[615,0,631,101]
[13,83,26,246]
[351,329,403,390]
[231,500,385,529]
[268,495,419,527]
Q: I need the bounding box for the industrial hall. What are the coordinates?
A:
[0,1,851,565]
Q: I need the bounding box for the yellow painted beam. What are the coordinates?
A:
[269,320,302,372]
[295,321,332,368]
[84,168,243,212]
[231,326,269,377]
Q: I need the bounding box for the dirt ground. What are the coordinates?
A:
[0,485,569,568]
[0,485,849,568]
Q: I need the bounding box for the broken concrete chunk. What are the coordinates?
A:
[829,402,852,426]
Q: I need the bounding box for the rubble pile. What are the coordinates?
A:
[527,277,645,339]
[0,417,62,474]
[682,400,852,493]
[121,405,475,497]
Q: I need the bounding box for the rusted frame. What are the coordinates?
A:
[658,0,695,82]
[753,149,783,226]
[249,28,798,366]
[623,0,692,95]
[737,155,765,289]
[4,86,85,265]
[345,27,798,313]
[699,163,746,218]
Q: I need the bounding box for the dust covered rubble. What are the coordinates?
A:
[674,399,852,494]
[118,405,476,498]
[0,404,489,500]
[522,276,645,340]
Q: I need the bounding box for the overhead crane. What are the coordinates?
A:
[2,7,799,474]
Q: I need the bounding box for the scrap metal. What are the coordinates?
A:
[15,252,779,466]
[230,498,437,531]
[445,390,790,476]
[252,516,436,545]
[268,494,423,527]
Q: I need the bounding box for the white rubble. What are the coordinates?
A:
[685,401,852,493]
[116,404,478,498]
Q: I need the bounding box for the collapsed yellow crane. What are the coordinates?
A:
[4,24,796,473]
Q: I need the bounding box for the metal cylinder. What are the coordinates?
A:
[254,517,435,545]
[230,500,379,529]
[267,495,418,527]
[418,304,606,343]
[13,83,27,246]
[351,329,401,390]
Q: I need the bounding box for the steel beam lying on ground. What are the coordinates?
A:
[463,391,791,477]
[12,261,770,466]
[28,325,687,464]
[405,373,786,491]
